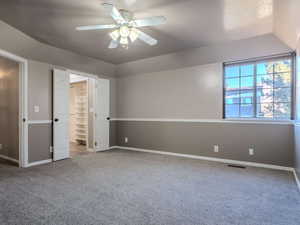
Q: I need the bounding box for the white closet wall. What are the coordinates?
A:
[69,80,88,145]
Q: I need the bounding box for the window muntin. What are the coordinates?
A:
[224,56,293,120]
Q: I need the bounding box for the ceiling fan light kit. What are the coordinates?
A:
[76,2,166,49]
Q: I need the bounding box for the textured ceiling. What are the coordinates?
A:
[0,0,274,64]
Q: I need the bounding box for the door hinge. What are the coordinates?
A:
[95,142,97,146]
[50,146,53,153]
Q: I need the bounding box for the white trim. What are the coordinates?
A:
[0,154,19,164]
[26,159,52,167]
[0,48,28,168]
[293,169,300,192]
[110,118,294,125]
[112,146,294,172]
[67,69,99,80]
[28,120,52,124]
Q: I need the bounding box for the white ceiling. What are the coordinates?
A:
[0,0,274,64]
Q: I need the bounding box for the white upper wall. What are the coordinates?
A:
[274,0,300,49]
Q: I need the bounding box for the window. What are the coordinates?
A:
[224,54,294,120]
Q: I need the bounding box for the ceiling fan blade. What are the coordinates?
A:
[136,29,158,46]
[102,3,127,24]
[76,24,117,31]
[132,16,166,27]
[108,39,119,49]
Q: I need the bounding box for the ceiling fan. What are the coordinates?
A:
[76,3,166,49]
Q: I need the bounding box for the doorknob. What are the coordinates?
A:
[106,117,110,120]
[54,118,59,122]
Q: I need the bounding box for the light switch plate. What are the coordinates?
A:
[214,145,219,153]
[34,105,40,113]
[249,148,254,155]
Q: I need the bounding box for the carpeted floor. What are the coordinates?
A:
[0,149,299,225]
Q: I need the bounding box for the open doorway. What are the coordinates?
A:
[0,49,27,168]
[53,68,110,161]
[69,74,92,158]
[0,55,20,166]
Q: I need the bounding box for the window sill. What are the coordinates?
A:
[224,118,294,125]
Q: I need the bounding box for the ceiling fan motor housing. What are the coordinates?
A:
[119,9,134,23]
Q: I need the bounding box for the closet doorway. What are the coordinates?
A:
[69,74,91,157]
[53,69,110,161]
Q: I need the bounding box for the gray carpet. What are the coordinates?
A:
[0,149,299,225]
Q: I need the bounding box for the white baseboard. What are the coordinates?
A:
[293,169,300,192]
[94,147,115,152]
[26,159,52,167]
[112,146,294,172]
[0,154,19,164]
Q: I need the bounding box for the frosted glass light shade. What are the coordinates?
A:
[109,30,120,41]
[120,37,128,45]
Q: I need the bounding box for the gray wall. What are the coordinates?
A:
[116,121,294,167]
[274,0,300,49]
[116,34,291,77]
[28,124,52,163]
[294,37,300,177]
[0,55,19,160]
[117,63,222,119]
[0,20,115,77]
[114,36,295,167]
[294,125,300,175]
[28,60,52,121]
[27,60,117,163]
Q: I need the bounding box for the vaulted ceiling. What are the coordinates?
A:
[0,0,274,64]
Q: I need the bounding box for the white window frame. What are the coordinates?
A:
[223,52,296,121]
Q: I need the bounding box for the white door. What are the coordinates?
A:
[53,69,70,161]
[95,78,110,151]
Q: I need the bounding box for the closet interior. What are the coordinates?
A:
[69,74,89,157]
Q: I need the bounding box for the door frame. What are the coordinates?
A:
[67,69,109,152]
[0,49,28,168]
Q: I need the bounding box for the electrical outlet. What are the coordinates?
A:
[249,148,254,155]
[214,145,219,153]
[124,137,128,143]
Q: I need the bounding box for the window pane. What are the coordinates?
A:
[274,60,291,73]
[257,88,273,103]
[225,90,239,104]
[274,72,291,88]
[257,62,273,75]
[256,75,273,88]
[224,56,292,119]
[241,76,254,89]
[257,103,273,118]
[240,104,254,117]
[225,78,239,89]
[225,66,239,78]
[240,90,254,104]
[274,103,291,119]
[241,64,254,76]
[274,88,291,103]
[225,104,239,117]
